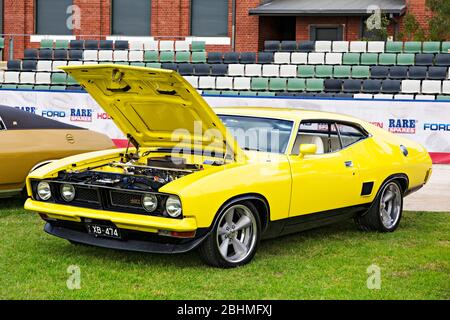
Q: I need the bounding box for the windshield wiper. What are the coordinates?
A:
[243,147,262,152]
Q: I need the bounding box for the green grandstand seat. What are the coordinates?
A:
[239,91,258,96]
[315,65,333,78]
[378,53,397,65]
[422,42,441,54]
[351,66,370,78]
[1,84,17,89]
[51,73,67,85]
[386,41,403,53]
[17,84,34,90]
[66,75,78,86]
[442,42,450,53]
[297,65,315,78]
[203,90,221,95]
[40,39,53,49]
[50,85,66,91]
[257,91,276,97]
[251,78,269,91]
[191,52,207,63]
[436,95,450,101]
[269,78,286,91]
[221,91,239,96]
[0,38,4,49]
[159,51,175,62]
[55,40,69,49]
[404,41,422,53]
[146,62,161,68]
[306,79,324,92]
[333,65,351,78]
[130,62,146,67]
[176,51,190,63]
[287,78,306,91]
[34,85,51,90]
[191,41,206,52]
[343,53,360,65]
[144,51,159,62]
[397,53,415,66]
[360,53,378,65]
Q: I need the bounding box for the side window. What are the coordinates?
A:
[293,121,341,155]
[336,122,368,147]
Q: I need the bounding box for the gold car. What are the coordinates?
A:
[0,105,115,198]
[25,65,432,268]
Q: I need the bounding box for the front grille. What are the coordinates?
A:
[110,191,143,209]
[74,187,100,204]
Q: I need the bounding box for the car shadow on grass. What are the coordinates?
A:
[0,197,26,217]
[42,219,361,269]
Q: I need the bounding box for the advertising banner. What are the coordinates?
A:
[0,90,449,164]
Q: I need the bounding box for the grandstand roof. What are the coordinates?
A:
[249,0,406,16]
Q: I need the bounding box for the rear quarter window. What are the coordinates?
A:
[337,123,368,147]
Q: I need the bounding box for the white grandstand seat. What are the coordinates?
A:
[129,50,144,62]
[421,80,442,94]
[83,61,98,65]
[291,52,308,64]
[113,50,129,61]
[98,50,113,61]
[52,61,67,72]
[274,52,290,64]
[4,72,20,83]
[143,41,159,51]
[129,41,144,50]
[354,93,373,99]
[315,41,332,52]
[233,77,251,90]
[83,50,98,61]
[35,72,51,84]
[228,64,245,76]
[175,41,190,51]
[401,80,421,93]
[183,76,198,88]
[198,76,216,89]
[415,95,436,100]
[332,41,349,52]
[216,77,234,90]
[37,61,52,72]
[308,52,325,64]
[394,94,415,100]
[20,72,36,84]
[68,61,83,66]
[325,53,342,65]
[367,41,385,53]
[0,71,5,82]
[197,90,203,95]
[373,94,394,99]
[279,65,297,77]
[262,64,279,77]
[159,40,174,51]
[350,41,367,53]
[245,64,262,77]
[442,81,450,94]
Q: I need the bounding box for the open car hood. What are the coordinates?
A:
[61,65,244,161]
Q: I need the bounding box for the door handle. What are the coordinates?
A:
[344,161,353,168]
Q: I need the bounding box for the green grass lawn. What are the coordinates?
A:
[0,198,448,300]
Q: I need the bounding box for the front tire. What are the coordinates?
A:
[199,201,261,268]
[355,180,403,232]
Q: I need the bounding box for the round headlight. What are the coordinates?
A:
[37,181,52,201]
[142,194,158,212]
[166,196,182,218]
[61,184,75,202]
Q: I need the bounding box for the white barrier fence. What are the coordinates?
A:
[0,90,449,163]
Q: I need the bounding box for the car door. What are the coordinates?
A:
[288,120,366,217]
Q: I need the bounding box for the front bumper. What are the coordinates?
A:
[25,198,197,233]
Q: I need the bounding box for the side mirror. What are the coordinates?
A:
[299,144,317,156]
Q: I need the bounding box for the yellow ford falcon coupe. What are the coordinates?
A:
[25,65,432,268]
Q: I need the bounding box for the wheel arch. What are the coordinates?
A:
[213,193,271,233]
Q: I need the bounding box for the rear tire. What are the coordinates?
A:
[199,201,261,268]
[355,180,403,232]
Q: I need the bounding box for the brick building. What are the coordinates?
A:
[0,0,431,60]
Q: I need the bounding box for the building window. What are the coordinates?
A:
[112,0,151,36]
[35,0,73,35]
[191,0,228,37]
[310,26,344,41]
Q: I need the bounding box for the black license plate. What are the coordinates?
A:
[87,224,121,239]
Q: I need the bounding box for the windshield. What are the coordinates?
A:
[218,115,294,154]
